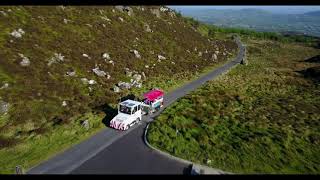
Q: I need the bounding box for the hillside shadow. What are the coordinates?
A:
[296,66,320,83]
[303,55,320,63]
[98,104,118,127]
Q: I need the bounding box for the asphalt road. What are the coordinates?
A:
[28,38,244,174]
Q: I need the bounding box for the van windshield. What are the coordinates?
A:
[119,105,131,115]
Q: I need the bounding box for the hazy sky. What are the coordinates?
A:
[169,6,320,14]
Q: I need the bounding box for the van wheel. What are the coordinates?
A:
[126,125,130,130]
[136,118,141,123]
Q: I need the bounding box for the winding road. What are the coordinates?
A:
[27,38,245,174]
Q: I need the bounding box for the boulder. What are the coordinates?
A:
[66,70,76,77]
[118,17,124,22]
[108,60,114,65]
[141,72,146,81]
[125,68,133,77]
[0,11,7,16]
[10,28,25,38]
[92,67,107,77]
[158,55,166,60]
[132,74,142,82]
[212,54,217,61]
[82,120,90,130]
[130,50,141,59]
[115,6,133,16]
[48,53,64,66]
[150,8,161,18]
[118,81,131,89]
[0,83,9,89]
[102,53,111,60]
[81,78,89,85]
[62,101,67,107]
[18,53,30,67]
[0,100,9,115]
[113,85,120,93]
[144,23,152,32]
[82,53,90,58]
[88,80,96,85]
[160,7,169,12]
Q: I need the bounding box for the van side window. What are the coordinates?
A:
[133,106,138,113]
[138,105,141,110]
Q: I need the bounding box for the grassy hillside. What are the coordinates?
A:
[148,38,320,173]
[0,6,237,173]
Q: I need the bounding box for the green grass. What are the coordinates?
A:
[148,39,320,174]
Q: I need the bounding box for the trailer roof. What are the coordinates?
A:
[143,89,164,101]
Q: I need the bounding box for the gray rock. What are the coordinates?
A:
[82,120,90,130]
[144,23,152,32]
[62,101,67,107]
[0,83,9,89]
[115,6,133,16]
[158,55,166,60]
[150,8,161,18]
[18,53,30,67]
[82,53,90,58]
[125,68,133,77]
[102,53,111,60]
[101,16,111,22]
[108,60,114,65]
[88,80,96,85]
[0,11,7,16]
[169,11,176,18]
[118,81,131,89]
[113,85,120,93]
[0,100,9,115]
[92,67,107,77]
[66,71,76,77]
[212,54,217,61]
[10,29,25,38]
[130,50,141,59]
[118,17,124,22]
[132,74,142,82]
[81,78,89,85]
[48,53,64,66]
[160,7,169,12]
[141,72,146,81]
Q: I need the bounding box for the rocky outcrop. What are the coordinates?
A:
[48,53,64,66]
[130,50,141,59]
[10,28,25,38]
[18,53,30,67]
[150,8,161,18]
[92,67,108,78]
[115,6,134,16]
[0,100,10,115]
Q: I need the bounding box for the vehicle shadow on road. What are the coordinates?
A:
[99,104,118,127]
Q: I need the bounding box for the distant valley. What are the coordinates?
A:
[177,8,320,37]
